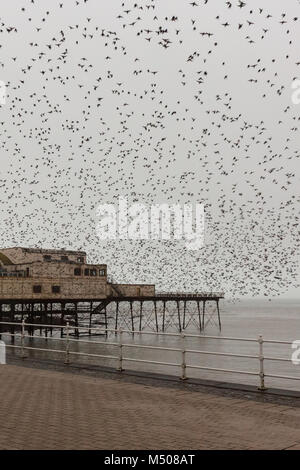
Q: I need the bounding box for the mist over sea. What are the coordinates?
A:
[221,298,300,340]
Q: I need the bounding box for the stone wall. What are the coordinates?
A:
[0,277,107,300]
[0,279,154,300]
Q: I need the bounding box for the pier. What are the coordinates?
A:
[0,247,224,339]
[0,291,224,340]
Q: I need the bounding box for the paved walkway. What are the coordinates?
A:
[1,364,300,450]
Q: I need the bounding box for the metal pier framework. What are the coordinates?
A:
[0,291,224,341]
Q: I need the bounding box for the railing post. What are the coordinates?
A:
[64,322,70,364]
[21,319,27,359]
[180,332,187,380]
[117,328,123,372]
[258,334,266,391]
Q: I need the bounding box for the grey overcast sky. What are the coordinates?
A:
[0,0,299,298]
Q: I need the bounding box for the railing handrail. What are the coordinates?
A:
[156,291,224,297]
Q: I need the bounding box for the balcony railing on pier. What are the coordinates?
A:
[155,291,224,298]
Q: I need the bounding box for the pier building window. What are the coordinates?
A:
[74,268,81,276]
[52,285,60,294]
[33,285,42,293]
[77,257,84,263]
[61,256,68,261]
[43,255,51,261]
[99,269,106,276]
[90,269,97,276]
[84,268,90,276]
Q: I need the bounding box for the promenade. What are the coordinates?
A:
[1,364,300,450]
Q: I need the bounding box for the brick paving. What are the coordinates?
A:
[1,364,300,450]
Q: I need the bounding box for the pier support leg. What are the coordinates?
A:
[61,302,65,337]
[10,304,15,344]
[139,301,143,332]
[28,304,32,337]
[31,303,36,336]
[50,303,53,336]
[216,300,221,331]
[130,301,134,334]
[154,301,158,332]
[88,301,93,335]
[26,304,29,336]
[162,301,166,332]
[39,303,43,336]
[183,301,186,330]
[115,301,119,334]
[74,302,79,338]
[104,305,107,337]
[177,301,182,333]
[202,301,206,331]
[197,301,202,331]
[44,303,48,338]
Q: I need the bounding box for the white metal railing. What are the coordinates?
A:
[0,320,299,391]
[155,291,224,298]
